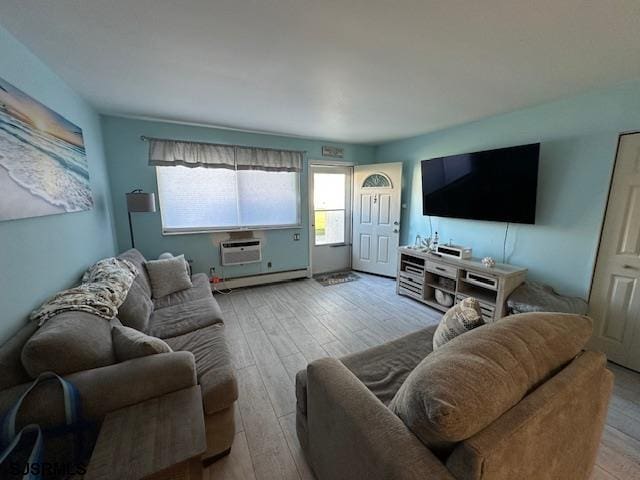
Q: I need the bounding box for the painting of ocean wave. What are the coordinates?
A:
[0,76,93,221]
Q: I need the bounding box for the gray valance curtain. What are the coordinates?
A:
[148,138,303,172]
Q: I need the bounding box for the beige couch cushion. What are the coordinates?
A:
[153,273,212,310]
[164,323,238,414]
[0,321,39,390]
[21,311,116,377]
[118,248,153,297]
[433,297,484,350]
[117,280,153,331]
[112,325,172,361]
[389,313,593,455]
[296,325,437,416]
[149,295,224,339]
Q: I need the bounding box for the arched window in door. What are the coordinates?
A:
[362,173,392,188]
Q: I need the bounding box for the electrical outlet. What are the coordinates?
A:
[293,233,300,241]
[267,261,272,268]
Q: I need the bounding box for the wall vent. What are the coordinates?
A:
[220,239,262,266]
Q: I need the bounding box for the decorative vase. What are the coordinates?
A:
[482,257,496,268]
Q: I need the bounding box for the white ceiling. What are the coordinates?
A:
[1,1,639,143]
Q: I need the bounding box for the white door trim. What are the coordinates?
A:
[307,160,355,277]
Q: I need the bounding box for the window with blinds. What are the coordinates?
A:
[156,166,300,233]
[150,139,303,233]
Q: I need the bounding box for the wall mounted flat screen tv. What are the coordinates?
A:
[421,143,539,224]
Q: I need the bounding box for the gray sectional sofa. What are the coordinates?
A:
[0,248,237,464]
[296,312,613,480]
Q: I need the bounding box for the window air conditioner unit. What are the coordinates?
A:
[220,239,262,266]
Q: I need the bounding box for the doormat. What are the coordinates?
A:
[314,271,360,287]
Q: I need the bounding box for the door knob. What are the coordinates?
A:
[623,264,639,270]
[393,221,399,225]
[393,229,399,233]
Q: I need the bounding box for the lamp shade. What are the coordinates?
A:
[126,192,156,213]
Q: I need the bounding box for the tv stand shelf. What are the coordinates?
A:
[397,246,527,321]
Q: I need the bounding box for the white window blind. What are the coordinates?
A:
[149,138,303,233]
[156,166,301,233]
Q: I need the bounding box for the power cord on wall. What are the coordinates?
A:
[214,264,233,295]
[502,222,510,264]
[211,247,233,295]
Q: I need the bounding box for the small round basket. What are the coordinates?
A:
[435,289,454,307]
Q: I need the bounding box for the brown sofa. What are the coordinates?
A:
[0,249,237,464]
[296,312,613,480]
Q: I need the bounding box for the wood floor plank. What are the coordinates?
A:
[315,313,368,353]
[214,292,235,313]
[590,465,618,480]
[254,304,300,357]
[223,311,256,370]
[354,327,388,348]
[280,353,308,382]
[293,310,338,345]
[236,310,263,335]
[263,287,296,318]
[283,322,330,363]
[279,413,315,480]
[244,287,267,309]
[244,329,296,417]
[207,431,256,480]
[596,426,640,480]
[251,436,301,480]
[322,340,351,358]
[235,366,290,457]
[607,405,640,442]
[233,402,244,434]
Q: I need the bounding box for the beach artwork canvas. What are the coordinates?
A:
[0,76,93,221]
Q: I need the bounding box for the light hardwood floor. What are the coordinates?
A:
[205,273,640,480]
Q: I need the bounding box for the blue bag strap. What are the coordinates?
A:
[0,424,43,480]
[0,372,81,446]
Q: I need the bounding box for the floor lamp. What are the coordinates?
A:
[126,189,156,248]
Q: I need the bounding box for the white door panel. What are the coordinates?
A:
[361,194,372,224]
[377,235,390,263]
[378,194,391,225]
[589,133,640,371]
[360,234,371,261]
[352,162,402,277]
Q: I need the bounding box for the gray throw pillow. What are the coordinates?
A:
[117,281,153,331]
[144,255,193,299]
[22,311,116,377]
[432,297,484,350]
[112,325,172,361]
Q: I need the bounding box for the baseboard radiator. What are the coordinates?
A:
[215,268,309,290]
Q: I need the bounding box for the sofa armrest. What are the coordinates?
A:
[306,357,455,480]
[0,351,197,426]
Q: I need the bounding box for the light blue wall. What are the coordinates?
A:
[375,81,640,298]
[101,115,375,278]
[0,26,117,343]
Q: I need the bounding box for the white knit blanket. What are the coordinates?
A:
[30,257,138,326]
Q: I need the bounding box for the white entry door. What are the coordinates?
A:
[310,164,353,275]
[589,132,640,372]
[352,162,403,277]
